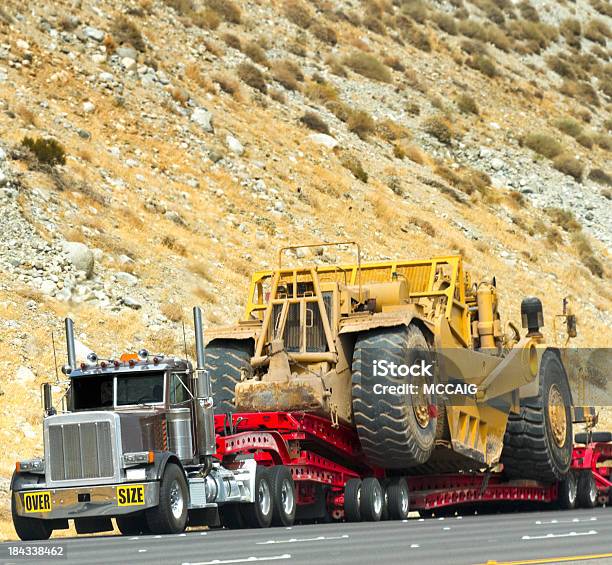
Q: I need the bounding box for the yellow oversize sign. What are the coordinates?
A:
[23,491,52,513]
[117,484,145,506]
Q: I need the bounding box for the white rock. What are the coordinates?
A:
[84,27,105,42]
[82,101,96,114]
[306,133,338,149]
[226,135,244,155]
[16,39,29,50]
[121,57,137,71]
[40,280,56,295]
[16,366,35,384]
[91,53,106,64]
[116,46,138,59]
[118,254,134,265]
[490,158,505,171]
[115,271,138,286]
[123,296,142,309]
[62,241,94,279]
[99,71,114,82]
[191,107,214,132]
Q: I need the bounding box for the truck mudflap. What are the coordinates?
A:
[12,482,160,520]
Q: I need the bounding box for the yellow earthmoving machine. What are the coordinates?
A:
[204,242,581,482]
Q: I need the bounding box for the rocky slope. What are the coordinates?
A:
[0,0,610,539]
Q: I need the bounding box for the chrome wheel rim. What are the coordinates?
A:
[373,485,382,515]
[170,480,184,520]
[400,487,409,515]
[259,480,271,516]
[281,479,294,516]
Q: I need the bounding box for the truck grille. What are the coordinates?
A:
[48,421,115,481]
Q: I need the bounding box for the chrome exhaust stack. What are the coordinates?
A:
[64,318,76,372]
[193,307,216,471]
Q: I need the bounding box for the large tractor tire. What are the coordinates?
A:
[352,325,437,469]
[11,495,53,541]
[501,351,572,483]
[204,340,253,414]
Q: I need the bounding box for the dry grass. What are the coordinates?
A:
[522,133,563,159]
[284,0,313,28]
[588,168,612,186]
[191,9,220,30]
[111,15,146,52]
[311,21,338,45]
[212,73,241,97]
[344,52,392,83]
[237,63,267,93]
[407,216,436,236]
[16,105,38,127]
[553,154,584,181]
[456,94,479,115]
[242,41,268,66]
[205,0,241,23]
[161,303,184,322]
[347,110,376,140]
[339,152,368,182]
[424,115,454,144]
[300,112,329,134]
[271,60,304,91]
[304,81,338,104]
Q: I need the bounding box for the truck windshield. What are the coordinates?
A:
[116,372,165,406]
[71,372,165,409]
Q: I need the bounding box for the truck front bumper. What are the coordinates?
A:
[12,482,160,520]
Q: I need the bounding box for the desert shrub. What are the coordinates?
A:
[163,0,193,15]
[546,56,576,79]
[191,9,220,30]
[546,207,581,232]
[593,133,611,150]
[284,0,313,28]
[304,80,338,103]
[21,136,66,166]
[242,41,268,65]
[553,154,584,181]
[347,110,376,140]
[554,117,583,138]
[590,0,612,16]
[467,55,497,77]
[300,112,330,134]
[212,73,240,96]
[376,119,411,142]
[403,25,432,52]
[458,20,488,42]
[222,33,242,49]
[271,60,303,90]
[311,21,338,44]
[585,19,610,46]
[560,80,600,107]
[405,144,426,164]
[457,94,479,115]
[112,15,146,51]
[205,0,241,23]
[344,52,392,82]
[364,14,386,35]
[576,133,594,149]
[400,1,429,24]
[560,18,582,48]
[424,116,453,144]
[406,101,421,115]
[588,168,612,185]
[522,133,563,159]
[237,63,267,93]
[407,216,436,236]
[508,20,558,53]
[326,56,346,76]
[487,26,512,51]
[573,232,604,277]
[383,55,405,72]
[340,153,368,182]
[325,100,352,122]
[432,12,457,35]
[518,0,539,22]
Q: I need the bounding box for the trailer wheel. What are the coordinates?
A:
[205,340,253,414]
[11,495,52,541]
[352,325,437,469]
[116,512,151,536]
[577,471,597,508]
[344,478,362,522]
[241,467,273,528]
[359,478,383,522]
[386,478,409,520]
[558,472,577,510]
[380,480,390,521]
[145,463,189,534]
[501,351,572,483]
[267,466,296,527]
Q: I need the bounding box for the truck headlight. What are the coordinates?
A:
[16,459,45,474]
[123,451,155,466]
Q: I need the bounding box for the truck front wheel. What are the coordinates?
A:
[116,512,151,536]
[241,467,273,528]
[11,495,52,541]
[146,463,189,534]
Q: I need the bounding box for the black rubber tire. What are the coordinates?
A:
[145,463,189,534]
[575,432,612,444]
[11,495,53,541]
[268,466,296,527]
[386,478,410,520]
[352,325,437,469]
[241,467,273,528]
[558,471,578,510]
[501,351,573,483]
[380,480,390,521]
[219,504,245,529]
[360,478,383,522]
[205,340,253,414]
[577,471,598,508]
[116,512,151,535]
[344,478,362,522]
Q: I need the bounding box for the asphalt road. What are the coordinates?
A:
[2,507,612,565]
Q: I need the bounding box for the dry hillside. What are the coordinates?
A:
[0,0,610,540]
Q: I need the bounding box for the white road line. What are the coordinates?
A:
[535,517,597,524]
[183,555,291,565]
[256,535,349,545]
[522,530,598,540]
[138,549,147,553]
